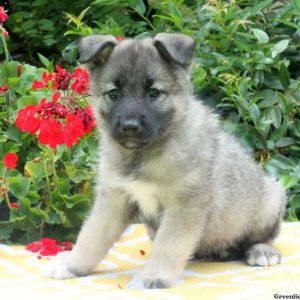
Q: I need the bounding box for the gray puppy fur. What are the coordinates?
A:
[45,33,286,289]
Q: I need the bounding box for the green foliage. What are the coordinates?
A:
[4,1,99,64]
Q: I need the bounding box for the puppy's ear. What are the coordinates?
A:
[79,35,118,64]
[153,33,195,69]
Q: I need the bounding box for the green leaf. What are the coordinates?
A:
[290,194,300,209]
[276,137,295,148]
[47,211,62,224]
[7,176,31,199]
[272,40,289,58]
[247,126,268,148]
[248,103,260,122]
[0,132,8,143]
[7,126,22,142]
[0,222,14,241]
[38,53,54,71]
[17,95,39,109]
[65,163,94,183]
[280,176,299,189]
[278,61,290,89]
[252,29,269,44]
[24,161,45,180]
[8,77,20,88]
[268,106,282,128]
[257,90,277,108]
[292,0,300,11]
[267,154,296,170]
[129,0,146,15]
[51,190,89,209]
[270,123,288,142]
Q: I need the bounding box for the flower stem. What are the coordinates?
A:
[0,33,9,62]
[1,168,11,206]
[51,149,58,182]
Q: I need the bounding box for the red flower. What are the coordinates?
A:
[76,105,96,134]
[58,241,73,251]
[0,6,8,23]
[15,105,40,134]
[139,249,146,256]
[36,93,68,119]
[26,238,72,256]
[38,118,65,149]
[0,83,8,93]
[71,68,90,94]
[32,72,55,89]
[54,65,72,90]
[26,242,41,253]
[8,203,20,209]
[32,80,47,89]
[63,113,85,147]
[40,238,64,256]
[3,153,18,170]
[115,36,124,41]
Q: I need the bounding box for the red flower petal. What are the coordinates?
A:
[52,92,61,103]
[54,65,72,90]
[63,113,85,147]
[8,203,20,209]
[115,36,124,41]
[3,153,18,170]
[26,242,41,253]
[15,105,40,134]
[0,83,8,93]
[38,119,65,149]
[40,247,63,256]
[32,81,47,89]
[71,68,90,95]
[0,6,8,23]
[58,241,73,251]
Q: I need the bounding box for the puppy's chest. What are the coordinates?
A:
[125,180,162,217]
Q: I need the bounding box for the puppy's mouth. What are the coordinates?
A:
[118,138,151,150]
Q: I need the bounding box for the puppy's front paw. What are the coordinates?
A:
[43,259,76,280]
[43,252,87,280]
[127,275,170,289]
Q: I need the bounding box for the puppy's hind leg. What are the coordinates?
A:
[44,189,131,279]
[245,243,281,267]
[244,217,282,267]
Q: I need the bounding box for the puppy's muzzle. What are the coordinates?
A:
[120,118,142,136]
[113,115,156,150]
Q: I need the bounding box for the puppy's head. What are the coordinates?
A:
[80,33,195,150]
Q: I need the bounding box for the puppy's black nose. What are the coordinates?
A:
[120,118,141,134]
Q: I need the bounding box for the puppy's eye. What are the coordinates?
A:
[148,88,160,100]
[108,89,119,100]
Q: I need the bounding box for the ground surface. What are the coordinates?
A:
[0,223,299,300]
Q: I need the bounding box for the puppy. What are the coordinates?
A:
[45,33,286,289]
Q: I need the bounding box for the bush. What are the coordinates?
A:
[0,1,299,245]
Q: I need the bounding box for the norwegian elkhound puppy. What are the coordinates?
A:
[45,33,286,289]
